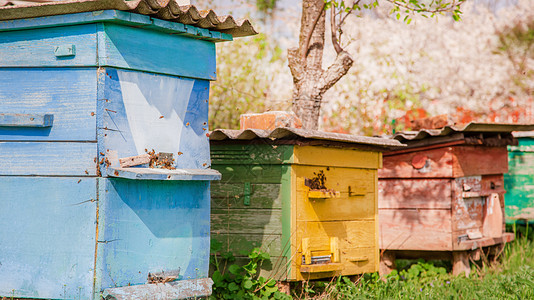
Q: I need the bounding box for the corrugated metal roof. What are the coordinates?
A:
[0,0,257,37]
[210,127,404,148]
[513,131,534,138]
[393,122,534,142]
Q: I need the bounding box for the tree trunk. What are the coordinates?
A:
[288,0,354,130]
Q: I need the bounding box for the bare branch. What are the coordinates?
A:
[300,1,326,61]
[317,50,354,94]
[330,5,343,54]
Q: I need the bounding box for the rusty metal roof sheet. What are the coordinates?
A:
[393,122,534,142]
[0,0,257,37]
[210,127,404,148]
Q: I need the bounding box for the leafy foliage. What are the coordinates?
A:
[210,239,291,300]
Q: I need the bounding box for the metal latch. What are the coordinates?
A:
[54,44,76,57]
[244,182,251,206]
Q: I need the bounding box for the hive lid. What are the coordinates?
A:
[393,122,534,142]
[210,127,404,149]
[0,0,257,37]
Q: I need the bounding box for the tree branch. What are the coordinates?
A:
[300,1,326,61]
[330,5,343,54]
[288,48,305,84]
[317,50,354,95]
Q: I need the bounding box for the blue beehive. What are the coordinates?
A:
[0,1,256,299]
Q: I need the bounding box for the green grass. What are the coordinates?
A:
[291,227,534,299]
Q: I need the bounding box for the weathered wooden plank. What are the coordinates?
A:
[293,145,381,169]
[211,209,282,234]
[0,142,96,176]
[0,23,97,67]
[210,144,294,165]
[294,165,376,221]
[100,23,216,80]
[211,182,283,209]
[454,232,514,251]
[0,177,97,300]
[0,68,97,141]
[451,176,505,240]
[107,167,221,181]
[378,179,452,209]
[119,153,150,167]
[379,146,454,178]
[96,178,211,291]
[213,164,284,184]
[210,233,283,257]
[379,209,452,251]
[0,113,53,127]
[103,278,213,300]
[452,146,509,177]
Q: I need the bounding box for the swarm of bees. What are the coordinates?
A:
[305,170,328,190]
[145,149,176,170]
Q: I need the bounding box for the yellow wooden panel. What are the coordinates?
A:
[294,220,378,280]
[293,145,381,169]
[294,165,376,222]
[289,165,298,280]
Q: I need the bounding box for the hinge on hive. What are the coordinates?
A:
[330,237,339,263]
[302,238,311,265]
[243,182,251,206]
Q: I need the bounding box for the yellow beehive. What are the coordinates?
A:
[210,128,402,281]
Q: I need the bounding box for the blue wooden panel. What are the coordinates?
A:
[94,178,211,292]
[0,23,97,67]
[0,177,97,299]
[0,142,97,176]
[0,68,97,141]
[99,23,217,80]
[97,68,211,176]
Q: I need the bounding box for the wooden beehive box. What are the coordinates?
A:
[0,2,255,299]
[209,128,402,281]
[505,132,534,222]
[378,123,534,275]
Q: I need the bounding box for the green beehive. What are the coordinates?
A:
[505,132,534,223]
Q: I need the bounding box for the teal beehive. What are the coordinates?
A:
[505,132,534,223]
[0,1,256,299]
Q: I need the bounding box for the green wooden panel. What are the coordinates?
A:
[213,164,284,184]
[518,137,534,146]
[211,144,294,165]
[505,137,534,222]
[508,149,534,175]
[505,173,534,221]
[211,209,282,234]
[211,183,282,209]
[211,233,283,257]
